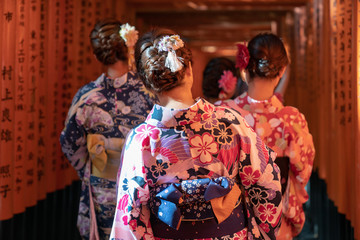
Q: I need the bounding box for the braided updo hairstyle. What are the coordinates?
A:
[135,28,192,93]
[246,33,289,79]
[90,19,128,65]
[202,57,237,99]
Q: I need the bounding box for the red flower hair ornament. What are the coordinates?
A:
[218,70,237,100]
[236,43,250,71]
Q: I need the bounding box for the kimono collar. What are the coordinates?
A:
[236,92,284,114]
[96,71,136,89]
[145,97,214,128]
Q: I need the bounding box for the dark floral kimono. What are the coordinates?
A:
[60,72,157,240]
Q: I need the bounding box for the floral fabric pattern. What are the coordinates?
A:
[217,92,315,238]
[60,72,157,240]
[110,98,282,240]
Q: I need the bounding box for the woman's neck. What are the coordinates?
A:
[247,77,278,101]
[106,60,128,79]
[157,85,195,109]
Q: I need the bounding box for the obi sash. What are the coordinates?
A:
[149,177,246,239]
[274,156,290,195]
[87,134,124,180]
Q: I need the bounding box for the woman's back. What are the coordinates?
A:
[60,19,157,240]
[217,33,315,239]
[111,98,283,239]
[110,28,283,240]
[220,92,315,239]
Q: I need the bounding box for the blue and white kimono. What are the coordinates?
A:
[60,71,157,240]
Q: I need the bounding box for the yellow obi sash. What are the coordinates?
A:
[87,134,124,180]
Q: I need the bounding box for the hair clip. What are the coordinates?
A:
[157,35,184,72]
[119,23,139,71]
[258,59,269,68]
[258,59,277,76]
[119,23,138,48]
[157,35,184,52]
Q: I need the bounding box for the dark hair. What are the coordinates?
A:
[90,19,128,65]
[246,33,289,79]
[135,28,192,93]
[202,57,237,99]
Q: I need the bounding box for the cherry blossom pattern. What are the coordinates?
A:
[260,223,270,233]
[134,124,161,148]
[150,159,169,177]
[239,166,261,188]
[248,187,269,206]
[212,123,234,145]
[258,203,277,223]
[189,132,219,164]
[201,104,218,129]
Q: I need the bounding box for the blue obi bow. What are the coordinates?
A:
[150,177,241,229]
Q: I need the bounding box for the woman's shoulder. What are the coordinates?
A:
[214,98,250,120]
[206,98,238,114]
[210,102,256,133]
[125,71,142,86]
[78,80,100,93]
[278,105,305,119]
[278,106,310,134]
[123,71,159,105]
[126,71,139,80]
[215,98,236,108]
[71,76,104,105]
[122,122,153,150]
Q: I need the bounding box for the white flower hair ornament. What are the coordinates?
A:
[119,23,139,71]
[157,35,185,72]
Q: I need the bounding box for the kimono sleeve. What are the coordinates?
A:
[110,129,154,240]
[283,108,315,235]
[235,115,283,239]
[59,91,88,179]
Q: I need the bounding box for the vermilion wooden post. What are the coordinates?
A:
[65,0,79,185]
[45,0,57,194]
[0,0,16,221]
[26,0,41,207]
[343,0,354,219]
[355,0,360,238]
[0,0,124,222]
[37,0,48,201]
[13,0,29,215]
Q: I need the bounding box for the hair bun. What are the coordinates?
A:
[90,19,128,65]
[135,28,192,93]
[142,48,178,92]
[246,33,289,79]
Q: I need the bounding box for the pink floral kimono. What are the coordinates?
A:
[217,92,315,239]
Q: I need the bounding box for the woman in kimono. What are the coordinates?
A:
[60,19,157,240]
[110,28,282,240]
[217,33,315,240]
